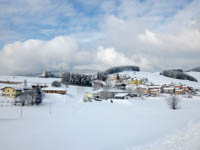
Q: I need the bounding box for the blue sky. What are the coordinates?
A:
[0,0,192,47]
[0,0,200,74]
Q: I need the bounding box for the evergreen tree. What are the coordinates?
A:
[34,85,43,105]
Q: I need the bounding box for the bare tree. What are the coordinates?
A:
[136,87,144,97]
[103,81,112,91]
[103,81,113,99]
[167,94,180,110]
[126,85,137,96]
[61,72,70,86]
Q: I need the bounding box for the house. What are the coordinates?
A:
[175,89,185,95]
[83,92,94,102]
[175,84,182,89]
[107,75,117,81]
[114,93,129,99]
[0,81,22,85]
[32,83,48,89]
[92,80,105,90]
[149,89,160,96]
[182,85,189,92]
[92,89,125,99]
[42,87,66,95]
[137,85,148,95]
[163,87,175,94]
[115,83,126,90]
[148,85,161,96]
[131,78,142,86]
[1,86,22,98]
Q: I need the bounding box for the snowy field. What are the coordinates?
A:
[1,73,200,150]
[0,76,60,87]
[0,85,200,150]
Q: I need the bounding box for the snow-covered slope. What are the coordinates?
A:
[1,85,200,150]
[118,71,200,89]
[186,71,200,83]
[1,72,200,150]
[0,76,60,84]
[135,122,200,150]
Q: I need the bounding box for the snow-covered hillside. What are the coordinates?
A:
[1,72,200,150]
[186,71,200,83]
[0,75,60,84]
[117,71,200,89]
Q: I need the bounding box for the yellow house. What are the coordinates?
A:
[131,78,142,86]
[1,86,22,98]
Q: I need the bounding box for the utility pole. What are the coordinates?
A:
[66,94,68,104]
[20,105,23,118]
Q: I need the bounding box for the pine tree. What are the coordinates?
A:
[34,85,43,105]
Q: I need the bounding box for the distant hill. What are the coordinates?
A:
[105,65,140,74]
[186,67,200,72]
[161,69,198,82]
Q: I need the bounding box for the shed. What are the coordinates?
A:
[42,87,66,95]
[114,93,129,99]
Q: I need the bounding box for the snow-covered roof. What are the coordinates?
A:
[182,85,188,88]
[42,87,66,91]
[175,89,183,91]
[1,85,23,91]
[148,85,161,89]
[164,87,174,90]
[132,77,141,80]
[137,85,148,89]
[115,83,126,86]
[115,93,129,97]
[93,80,106,85]
[92,88,125,94]
[150,89,159,92]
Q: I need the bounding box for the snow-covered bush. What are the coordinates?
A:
[52,81,61,87]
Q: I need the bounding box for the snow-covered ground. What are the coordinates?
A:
[0,85,200,150]
[187,71,200,83]
[1,72,200,150]
[0,75,60,84]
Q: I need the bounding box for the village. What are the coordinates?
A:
[0,71,200,150]
[0,71,199,106]
[84,73,199,102]
[0,78,67,106]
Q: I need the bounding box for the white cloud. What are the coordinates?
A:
[139,30,163,45]
[96,46,137,67]
[0,36,81,75]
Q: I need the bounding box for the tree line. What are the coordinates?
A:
[61,72,93,87]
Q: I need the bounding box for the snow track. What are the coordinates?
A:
[133,122,200,150]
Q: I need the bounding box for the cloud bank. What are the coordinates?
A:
[0,0,200,75]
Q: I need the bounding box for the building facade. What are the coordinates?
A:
[1,87,22,98]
